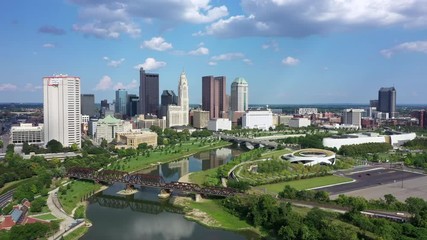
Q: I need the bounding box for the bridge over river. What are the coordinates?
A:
[216,133,279,149]
[67,167,239,197]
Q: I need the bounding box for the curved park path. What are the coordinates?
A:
[47,187,75,240]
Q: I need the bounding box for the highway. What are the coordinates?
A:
[0,189,14,208]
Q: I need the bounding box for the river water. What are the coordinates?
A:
[81,146,256,240]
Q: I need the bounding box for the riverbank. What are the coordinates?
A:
[108,141,232,173]
[170,196,262,238]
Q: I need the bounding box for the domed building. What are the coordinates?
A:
[230,77,248,112]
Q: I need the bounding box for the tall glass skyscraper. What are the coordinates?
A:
[139,67,159,116]
[378,87,396,118]
[230,77,248,112]
[115,89,128,116]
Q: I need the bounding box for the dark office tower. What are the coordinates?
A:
[202,76,227,119]
[101,99,109,109]
[378,87,397,118]
[139,67,159,116]
[127,94,139,117]
[81,94,96,116]
[115,89,128,115]
[369,100,378,108]
[160,90,178,117]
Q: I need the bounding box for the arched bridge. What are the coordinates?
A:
[67,167,239,197]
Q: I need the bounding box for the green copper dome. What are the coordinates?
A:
[232,77,248,84]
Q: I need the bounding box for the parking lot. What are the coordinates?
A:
[318,167,425,196]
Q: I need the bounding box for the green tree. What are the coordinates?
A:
[30,197,46,212]
[46,139,63,153]
[0,140,3,149]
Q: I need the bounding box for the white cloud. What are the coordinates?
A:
[262,40,279,51]
[243,58,253,65]
[211,52,245,61]
[208,61,217,66]
[70,0,228,38]
[94,75,113,90]
[113,79,138,90]
[134,58,166,71]
[42,43,55,48]
[381,40,427,58]
[188,47,209,55]
[73,21,140,39]
[23,83,42,92]
[141,37,173,51]
[0,83,17,91]
[103,57,125,67]
[201,0,427,38]
[282,56,300,66]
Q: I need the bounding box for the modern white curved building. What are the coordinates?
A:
[282,149,336,166]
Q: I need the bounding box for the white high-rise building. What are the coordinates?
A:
[167,71,189,127]
[230,77,248,112]
[43,75,81,148]
[178,71,189,126]
[342,109,364,128]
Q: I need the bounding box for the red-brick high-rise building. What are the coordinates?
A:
[202,76,227,119]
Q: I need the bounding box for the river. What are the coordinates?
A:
[81,146,256,240]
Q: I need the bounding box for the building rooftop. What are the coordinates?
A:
[232,77,248,85]
[98,115,122,124]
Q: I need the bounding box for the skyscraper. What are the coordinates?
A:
[139,67,159,116]
[202,76,227,119]
[166,71,190,127]
[378,87,397,118]
[127,94,139,118]
[160,90,177,118]
[230,77,248,112]
[81,94,96,116]
[43,75,81,148]
[342,109,364,128]
[178,71,189,125]
[115,89,128,116]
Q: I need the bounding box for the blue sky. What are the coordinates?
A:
[1,0,427,104]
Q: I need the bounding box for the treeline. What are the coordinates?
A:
[223,194,365,240]
[339,142,392,156]
[223,187,427,239]
[403,138,427,150]
[281,135,325,149]
[0,222,59,240]
[278,185,426,214]
[405,153,427,169]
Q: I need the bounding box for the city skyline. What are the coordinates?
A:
[1,1,427,104]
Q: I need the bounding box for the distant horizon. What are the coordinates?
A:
[1,1,427,104]
[1,102,426,107]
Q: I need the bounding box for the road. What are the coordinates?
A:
[318,167,425,195]
[47,188,75,240]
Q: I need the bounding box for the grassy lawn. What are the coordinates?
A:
[189,168,218,185]
[63,226,89,240]
[256,175,352,194]
[109,141,231,172]
[58,181,101,214]
[32,213,58,221]
[0,177,36,195]
[187,199,255,231]
[261,149,292,159]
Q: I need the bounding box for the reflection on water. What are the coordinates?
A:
[138,147,243,182]
[82,146,251,240]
